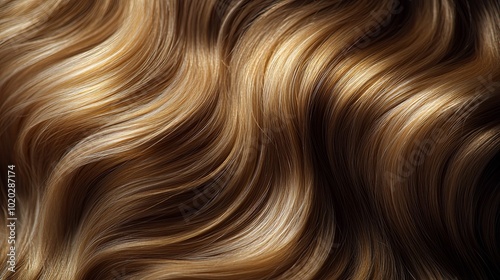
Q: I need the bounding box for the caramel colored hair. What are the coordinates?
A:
[1,0,499,279]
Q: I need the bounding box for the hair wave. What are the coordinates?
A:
[1,0,499,279]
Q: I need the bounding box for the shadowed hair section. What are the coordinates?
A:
[0,0,499,279]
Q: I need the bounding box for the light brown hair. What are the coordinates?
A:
[1,0,499,279]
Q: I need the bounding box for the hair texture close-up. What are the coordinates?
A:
[0,0,499,279]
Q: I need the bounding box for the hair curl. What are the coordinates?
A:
[1,0,499,279]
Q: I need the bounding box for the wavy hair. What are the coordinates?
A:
[1,0,499,279]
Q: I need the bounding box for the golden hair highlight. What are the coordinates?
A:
[1,0,499,279]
